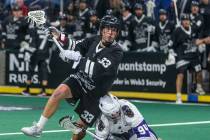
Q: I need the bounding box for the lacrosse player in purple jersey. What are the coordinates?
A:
[94,94,159,140]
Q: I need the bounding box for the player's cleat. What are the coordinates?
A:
[59,115,82,134]
[21,89,30,96]
[176,93,182,104]
[195,87,205,95]
[21,122,42,138]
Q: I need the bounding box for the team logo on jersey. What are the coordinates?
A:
[98,120,105,131]
[122,105,134,118]
[98,57,111,68]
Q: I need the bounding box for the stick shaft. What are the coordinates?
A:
[173,0,180,26]
[85,129,104,140]
[52,37,64,52]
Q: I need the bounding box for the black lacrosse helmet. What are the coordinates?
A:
[88,9,97,17]
[159,9,167,15]
[122,0,132,11]
[180,13,190,21]
[191,1,199,7]
[134,3,143,10]
[100,15,121,31]
[59,14,67,20]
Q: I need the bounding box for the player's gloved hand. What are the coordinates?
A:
[24,51,31,62]
[19,41,36,53]
[118,40,130,52]
[19,41,29,52]
[46,26,61,39]
[198,44,206,53]
[59,50,81,62]
[165,49,176,65]
[147,25,155,33]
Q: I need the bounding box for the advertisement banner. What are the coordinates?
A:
[5,50,76,88]
[112,52,184,93]
[5,51,186,93]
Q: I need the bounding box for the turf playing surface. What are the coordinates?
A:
[0,95,210,140]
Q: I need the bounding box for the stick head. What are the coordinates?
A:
[27,10,46,27]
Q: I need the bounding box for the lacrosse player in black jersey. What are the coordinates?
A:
[172,14,205,104]
[154,9,175,53]
[21,15,123,140]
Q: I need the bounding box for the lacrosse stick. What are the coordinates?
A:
[59,116,104,140]
[27,10,64,52]
[173,0,180,27]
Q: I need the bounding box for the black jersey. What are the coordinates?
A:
[28,25,52,59]
[130,15,154,51]
[119,13,133,43]
[1,16,28,50]
[65,35,123,96]
[59,24,76,36]
[86,20,100,38]
[190,13,204,38]
[73,8,89,40]
[154,20,174,53]
[172,26,199,60]
[200,3,210,37]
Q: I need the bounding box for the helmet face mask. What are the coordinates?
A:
[100,15,120,45]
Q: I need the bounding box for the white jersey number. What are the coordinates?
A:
[81,110,94,123]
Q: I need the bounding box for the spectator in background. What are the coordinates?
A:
[0,2,8,22]
[0,4,28,50]
[154,9,174,53]
[57,14,75,36]
[172,14,205,104]
[15,0,28,16]
[73,0,89,40]
[85,9,100,38]
[177,0,197,16]
[190,1,204,35]
[22,20,53,96]
[118,0,133,52]
[200,0,210,38]
[109,0,123,17]
[95,0,110,18]
[130,3,156,52]
[65,1,76,16]
[200,0,210,72]
[130,0,147,14]
[154,0,172,16]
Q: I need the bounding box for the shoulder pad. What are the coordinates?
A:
[122,105,134,118]
[95,115,109,138]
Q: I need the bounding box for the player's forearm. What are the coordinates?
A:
[195,37,210,45]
